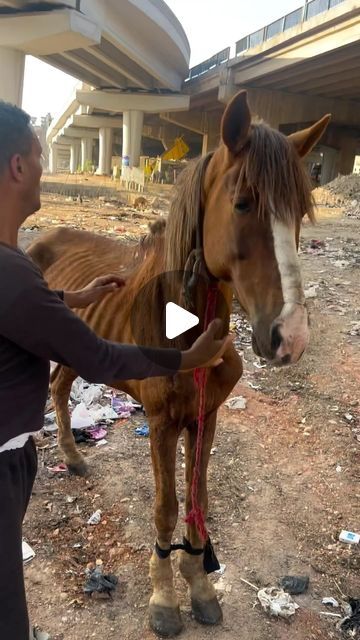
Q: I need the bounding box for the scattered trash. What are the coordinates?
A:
[71,402,95,430]
[304,286,318,299]
[87,509,102,525]
[225,396,247,410]
[339,599,360,635]
[30,628,50,640]
[336,464,342,473]
[322,597,340,608]
[87,427,107,441]
[47,463,68,473]
[84,559,118,596]
[215,563,226,575]
[22,539,35,564]
[280,575,309,595]
[339,530,360,544]
[95,439,108,447]
[257,587,299,619]
[134,424,149,437]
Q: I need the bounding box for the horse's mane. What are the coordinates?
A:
[165,121,314,272]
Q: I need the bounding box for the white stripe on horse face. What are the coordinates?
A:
[270,216,309,364]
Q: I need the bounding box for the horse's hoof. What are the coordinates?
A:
[67,461,89,477]
[149,604,183,637]
[191,597,223,625]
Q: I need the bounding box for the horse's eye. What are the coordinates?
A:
[234,197,250,213]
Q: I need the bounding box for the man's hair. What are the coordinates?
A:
[0,101,33,174]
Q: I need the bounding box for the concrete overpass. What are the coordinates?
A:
[170,0,360,182]
[0,0,190,102]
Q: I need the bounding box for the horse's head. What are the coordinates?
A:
[203,91,330,365]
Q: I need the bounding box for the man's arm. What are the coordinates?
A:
[0,254,231,382]
[63,274,126,309]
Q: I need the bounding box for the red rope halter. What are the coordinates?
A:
[184,283,218,542]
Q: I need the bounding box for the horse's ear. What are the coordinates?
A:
[221,90,251,154]
[288,114,331,157]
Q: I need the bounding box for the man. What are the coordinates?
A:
[0,101,231,639]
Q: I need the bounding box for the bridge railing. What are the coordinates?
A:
[186,47,230,81]
[236,0,345,55]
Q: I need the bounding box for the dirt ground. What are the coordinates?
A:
[21,179,360,640]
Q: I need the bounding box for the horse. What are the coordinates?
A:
[28,91,330,637]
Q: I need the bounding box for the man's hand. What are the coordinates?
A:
[64,275,126,308]
[179,319,233,371]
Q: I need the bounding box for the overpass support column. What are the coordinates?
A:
[122,110,144,169]
[70,141,81,174]
[0,48,25,105]
[321,146,338,185]
[81,137,93,171]
[96,127,113,175]
[49,145,59,174]
[338,139,357,176]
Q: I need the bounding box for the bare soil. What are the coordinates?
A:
[20,182,360,640]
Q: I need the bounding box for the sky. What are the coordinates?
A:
[22,0,301,119]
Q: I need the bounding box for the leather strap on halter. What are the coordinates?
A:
[182,152,218,310]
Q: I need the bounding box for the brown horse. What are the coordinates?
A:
[28,91,330,637]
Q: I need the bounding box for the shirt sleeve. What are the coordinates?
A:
[0,252,181,383]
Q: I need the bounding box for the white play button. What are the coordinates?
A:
[165,302,199,339]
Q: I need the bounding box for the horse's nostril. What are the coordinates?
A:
[281,354,291,365]
[270,324,282,352]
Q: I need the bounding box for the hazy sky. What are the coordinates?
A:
[22,0,301,119]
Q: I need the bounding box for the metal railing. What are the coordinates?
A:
[235,0,345,55]
[186,47,230,81]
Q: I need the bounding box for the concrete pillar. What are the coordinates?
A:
[81,137,93,171]
[0,47,25,105]
[320,146,338,185]
[338,139,357,176]
[70,141,81,174]
[122,110,144,169]
[49,145,58,174]
[96,127,113,175]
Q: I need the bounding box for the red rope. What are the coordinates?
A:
[185,283,218,542]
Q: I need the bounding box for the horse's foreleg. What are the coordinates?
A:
[179,410,222,625]
[51,366,88,476]
[148,418,182,637]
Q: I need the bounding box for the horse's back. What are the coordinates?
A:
[27,227,137,290]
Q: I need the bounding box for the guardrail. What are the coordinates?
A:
[235,0,345,54]
[186,47,230,81]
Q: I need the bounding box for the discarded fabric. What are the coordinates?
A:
[339,598,360,635]
[84,560,118,596]
[280,575,309,595]
[135,424,149,437]
[257,587,299,619]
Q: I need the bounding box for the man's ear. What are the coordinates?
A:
[9,154,24,182]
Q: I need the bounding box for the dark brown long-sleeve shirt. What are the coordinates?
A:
[0,243,181,447]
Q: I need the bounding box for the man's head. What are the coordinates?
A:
[0,101,43,223]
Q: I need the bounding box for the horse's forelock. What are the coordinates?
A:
[235,122,315,224]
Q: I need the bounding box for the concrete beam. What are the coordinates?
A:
[233,16,360,86]
[0,10,101,56]
[69,114,123,129]
[160,110,207,135]
[244,87,360,128]
[62,127,99,139]
[76,89,190,114]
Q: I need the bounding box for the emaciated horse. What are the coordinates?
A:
[28,91,330,636]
